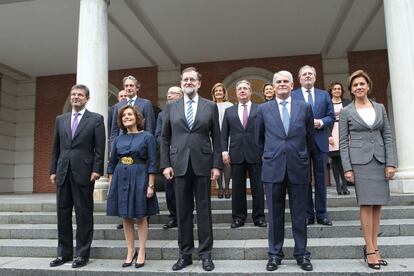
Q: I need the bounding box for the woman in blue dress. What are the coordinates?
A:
[107,105,159,268]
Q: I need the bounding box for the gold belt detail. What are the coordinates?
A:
[121,157,134,165]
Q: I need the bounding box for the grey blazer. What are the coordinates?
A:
[339,100,396,172]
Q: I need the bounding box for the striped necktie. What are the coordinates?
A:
[71,112,80,139]
[306,90,314,109]
[186,99,194,129]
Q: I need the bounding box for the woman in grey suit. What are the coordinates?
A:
[339,70,396,270]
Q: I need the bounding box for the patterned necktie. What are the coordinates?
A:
[127,99,134,106]
[242,104,248,128]
[71,112,80,139]
[280,100,290,134]
[306,90,314,109]
[186,99,194,129]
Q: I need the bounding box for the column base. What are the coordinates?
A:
[93,177,109,201]
[390,170,414,194]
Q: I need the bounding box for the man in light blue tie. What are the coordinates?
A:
[255,70,314,271]
[291,65,335,226]
[160,67,223,271]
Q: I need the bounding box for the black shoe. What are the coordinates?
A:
[217,190,224,199]
[337,191,344,195]
[306,218,315,225]
[363,247,381,270]
[172,257,192,271]
[296,257,313,271]
[50,256,72,267]
[316,217,333,226]
[122,250,138,267]
[254,220,267,228]
[135,261,145,269]
[116,223,123,229]
[72,256,89,268]
[266,257,281,271]
[230,220,244,229]
[344,190,350,195]
[163,220,177,230]
[201,258,215,271]
[375,249,388,266]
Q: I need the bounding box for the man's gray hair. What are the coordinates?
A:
[298,65,317,78]
[122,75,141,88]
[273,71,293,84]
[236,79,251,89]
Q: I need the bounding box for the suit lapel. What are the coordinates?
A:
[371,101,382,129]
[72,110,89,140]
[246,103,256,128]
[64,112,72,139]
[234,104,244,129]
[289,100,299,134]
[270,100,286,136]
[193,97,206,129]
[348,103,370,129]
[177,98,188,129]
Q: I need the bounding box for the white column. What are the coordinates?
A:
[76,0,109,200]
[384,0,414,193]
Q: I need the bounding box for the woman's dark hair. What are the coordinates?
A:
[327,81,344,99]
[118,105,145,132]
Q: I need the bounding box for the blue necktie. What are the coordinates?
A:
[127,99,134,106]
[280,100,289,134]
[186,99,194,129]
[306,90,314,110]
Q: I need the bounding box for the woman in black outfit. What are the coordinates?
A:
[327,81,351,195]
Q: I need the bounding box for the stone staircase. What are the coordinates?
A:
[0,187,414,275]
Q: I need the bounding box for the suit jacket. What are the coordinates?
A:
[291,88,335,153]
[155,110,163,145]
[339,100,396,172]
[255,99,314,184]
[107,104,115,138]
[221,103,261,164]
[110,97,155,145]
[160,96,223,176]
[50,110,106,186]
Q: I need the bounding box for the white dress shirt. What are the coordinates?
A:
[71,108,85,126]
[184,94,199,118]
[276,97,291,117]
[237,100,252,125]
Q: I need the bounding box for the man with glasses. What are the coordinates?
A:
[155,86,183,230]
[160,67,222,271]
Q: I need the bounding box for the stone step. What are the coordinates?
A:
[0,219,413,240]
[1,257,413,275]
[1,205,414,225]
[0,236,413,260]
[0,258,414,276]
[0,190,413,212]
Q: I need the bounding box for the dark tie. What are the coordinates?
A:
[280,100,289,134]
[306,90,314,109]
[242,104,248,128]
[127,99,134,106]
[186,99,194,129]
[71,112,80,139]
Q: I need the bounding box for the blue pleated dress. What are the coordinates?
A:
[106,131,159,218]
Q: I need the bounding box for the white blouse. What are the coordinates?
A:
[357,107,376,127]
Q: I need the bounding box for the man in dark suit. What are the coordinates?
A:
[155,86,183,230]
[110,75,155,147]
[160,67,222,271]
[107,89,127,138]
[255,70,314,271]
[49,84,105,268]
[107,89,128,231]
[221,80,266,229]
[291,65,335,226]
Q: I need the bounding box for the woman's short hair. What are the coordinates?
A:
[118,105,145,133]
[348,70,373,93]
[211,83,228,102]
[327,81,344,99]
